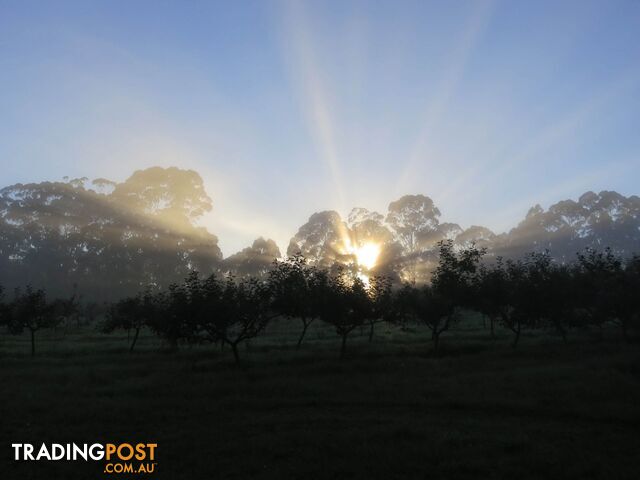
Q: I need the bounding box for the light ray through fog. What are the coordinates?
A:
[279,0,347,214]
[394,0,495,198]
[1,1,640,255]
[441,71,640,218]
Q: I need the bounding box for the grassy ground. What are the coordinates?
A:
[1,319,639,479]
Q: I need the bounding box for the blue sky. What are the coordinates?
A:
[1,0,639,255]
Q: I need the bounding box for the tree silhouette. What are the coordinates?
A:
[224,237,281,278]
[198,276,275,364]
[537,257,576,343]
[620,255,640,340]
[396,241,484,351]
[473,260,504,338]
[110,166,213,228]
[148,272,205,350]
[268,254,326,348]
[287,211,351,267]
[396,283,452,352]
[385,195,442,283]
[473,258,524,344]
[495,191,640,261]
[575,248,624,337]
[51,287,80,331]
[8,286,57,356]
[105,289,157,352]
[366,275,395,342]
[0,167,222,301]
[317,269,369,358]
[0,285,8,329]
[501,259,530,347]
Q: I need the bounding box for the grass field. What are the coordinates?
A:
[1,318,639,479]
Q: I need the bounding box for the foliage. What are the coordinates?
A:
[7,286,58,355]
[268,254,327,348]
[316,269,371,358]
[2,245,640,360]
[397,241,485,351]
[0,167,222,301]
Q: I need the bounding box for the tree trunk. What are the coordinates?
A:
[231,342,241,365]
[30,329,36,357]
[490,316,495,338]
[368,321,375,342]
[296,319,310,349]
[432,331,440,352]
[129,326,140,353]
[340,333,348,359]
[511,323,521,348]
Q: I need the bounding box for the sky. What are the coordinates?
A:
[1,0,639,256]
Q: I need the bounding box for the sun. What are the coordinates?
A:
[353,243,381,270]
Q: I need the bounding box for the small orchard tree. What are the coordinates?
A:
[51,290,80,333]
[396,284,453,352]
[473,257,535,346]
[575,248,625,337]
[511,251,575,344]
[200,276,276,364]
[474,258,509,338]
[497,252,568,347]
[540,261,577,343]
[0,285,6,319]
[147,273,206,351]
[501,258,532,347]
[147,287,186,350]
[622,255,640,339]
[268,254,325,348]
[0,286,9,331]
[104,289,157,352]
[318,269,370,358]
[8,286,57,356]
[366,275,395,342]
[432,240,485,307]
[81,301,101,327]
[400,240,485,352]
[611,254,640,341]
